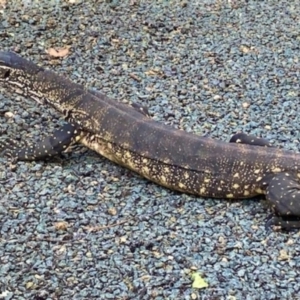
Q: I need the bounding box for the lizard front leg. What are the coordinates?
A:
[0,123,81,161]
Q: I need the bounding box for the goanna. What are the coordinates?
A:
[0,51,300,230]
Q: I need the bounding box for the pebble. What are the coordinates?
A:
[0,0,300,299]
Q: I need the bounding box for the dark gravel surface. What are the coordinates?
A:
[1,0,300,299]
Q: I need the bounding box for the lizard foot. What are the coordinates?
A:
[265,172,300,230]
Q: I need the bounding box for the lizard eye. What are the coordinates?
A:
[3,70,10,79]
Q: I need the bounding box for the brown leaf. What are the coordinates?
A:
[0,0,6,8]
[46,46,70,58]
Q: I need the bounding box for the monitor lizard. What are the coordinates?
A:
[0,51,300,229]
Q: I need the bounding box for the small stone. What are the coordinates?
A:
[278,249,289,261]
[213,95,222,100]
[107,207,117,216]
[242,102,250,109]
[4,111,14,118]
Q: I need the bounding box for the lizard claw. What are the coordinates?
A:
[265,214,281,230]
[265,214,300,231]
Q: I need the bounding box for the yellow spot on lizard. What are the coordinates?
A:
[244,190,250,196]
[255,188,264,194]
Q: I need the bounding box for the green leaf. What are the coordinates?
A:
[191,272,208,289]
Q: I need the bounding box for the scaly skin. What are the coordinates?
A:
[1,51,300,229]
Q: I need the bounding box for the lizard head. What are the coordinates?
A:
[0,51,46,103]
[0,51,43,81]
[0,51,86,112]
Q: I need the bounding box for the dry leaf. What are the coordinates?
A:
[46,47,70,58]
[0,0,6,8]
[191,272,208,289]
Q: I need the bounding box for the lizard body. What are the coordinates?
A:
[1,51,300,229]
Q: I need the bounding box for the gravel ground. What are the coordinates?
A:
[1,0,300,299]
